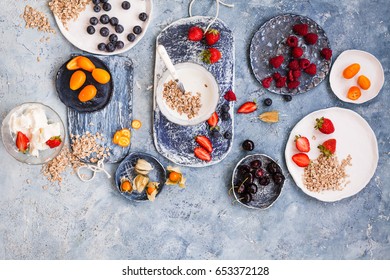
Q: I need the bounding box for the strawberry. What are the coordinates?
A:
[291,47,303,58]
[46,136,62,148]
[224,90,237,101]
[16,131,29,153]
[205,29,220,45]
[194,147,211,162]
[188,26,203,41]
[237,101,257,114]
[320,48,332,60]
[275,76,287,88]
[207,112,219,127]
[292,24,308,36]
[292,153,310,167]
[295,135,310,152]
[299,58,310,69]
[315,117,335,134]
[304,63,317,75]
[304,33,318,45]
[318,139,336,157]
[201,48,221,64]
[195,135,213,153]
[288,59,300,70]
[261,76,273,88]
[269,55,284,68]
[286,35,298,47]
[287,80,300,89]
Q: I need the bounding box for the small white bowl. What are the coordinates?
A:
[156,62,219,126]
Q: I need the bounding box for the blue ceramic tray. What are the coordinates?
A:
[153,16,235,167]
[67,55,133,163]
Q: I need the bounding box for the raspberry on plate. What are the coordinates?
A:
[286,35,298,47]
[269,55,284,68]
[287,80,300,89]
[320,48,332,60]
[304,33,318,45]
[275,76,287,88]
[304,63,317,75]
[299,58,310,69]
[261,77,273,88]
[292,23,308,36]
[272,72,282,81]
[292,47,304,58]
[288,59,300,70]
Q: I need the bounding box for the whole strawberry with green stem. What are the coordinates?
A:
[201,48,222,64]
[315,117,335,134]
[318,139,336,157]
[205,29,220,45]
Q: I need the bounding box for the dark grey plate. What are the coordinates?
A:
[56,55,113,112]
[232,154,285,210]
[115,152,166,202]
[250,13,332,95]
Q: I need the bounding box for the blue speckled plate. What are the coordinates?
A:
[153,16,234,167]
[115,152,166,202]
[250,14,332,95]
[67,55,133,163]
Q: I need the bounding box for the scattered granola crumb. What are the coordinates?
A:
[37,56,40,62]
[22,5,55,33]
[48,0,91,29]
[303,154,352,192]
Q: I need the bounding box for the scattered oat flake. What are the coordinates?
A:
[259,111,279,123]
[48,0,91,29]
[22,5,55,33]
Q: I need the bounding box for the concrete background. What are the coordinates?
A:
[0,0,389,259]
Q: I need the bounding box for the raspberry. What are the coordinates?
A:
[304,33,318,45]
[275,76,287,88]
[299,58,310,69]
[293,70,301,79]
[304,63,317,75]
[292,24,308,36]
[272,72,281,81]
[286,35,298,47]
[288,59,300,70]
[261,77,273,88]
[288,70,295,82]
[287,81,300,89]
[320,48,332,60]
[269,55,284,68]
[291,47,303,58]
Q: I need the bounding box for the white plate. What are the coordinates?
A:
[53,0,153,55]
[329,50,384,104]
[156,62,219,126]
[285,107,378,202]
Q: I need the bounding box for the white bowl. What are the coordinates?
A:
[156,62,219,126]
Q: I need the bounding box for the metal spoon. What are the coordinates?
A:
[157,45,185,93]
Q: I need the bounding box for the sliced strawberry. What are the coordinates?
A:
[205,29,220,45]
[195,135,213,153]
[224,90,237,101]
[16,131,29,153]
[318,139,336,157]
[292,153,310,167]
[201,48,222,64]
[46,136,62,149]
[188,26,204,41]
[237,101,257,114]
[315,117,335,134]
[194,147,211,162]
[207,112,219,127]
[295,135,310,153]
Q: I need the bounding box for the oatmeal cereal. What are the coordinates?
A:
[49,0,91,29]
[303,154,352,192]
[22,5,55,33]
[162,80,202,119]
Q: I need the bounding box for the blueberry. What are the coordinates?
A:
[103,3,111,11]
[100,14,110,24]
[93,5,101,13]
[242,140,254,151]
[109,34,118,43]
[139,12,148,21]
[210,129,221,138]
[98,43,106,51]
[115,41,124,50]
[90,17,98,25]
[100,27,109,37]
[122,1,131,9]
[101,0,108,3]
[221,112,230,121]
[106,42,116,52]
[221,104,230,112]
[115,24,124,33]
[110,17,119,26]
[92,0,100,4]
[87,25,95,35]
[224,131,232,139]
[263,98,272,106]
[283,94,292,102]
[133,25,142,35]
[127,33,136,42]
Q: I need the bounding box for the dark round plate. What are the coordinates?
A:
[56,55,113,112]
[115,152,166,201]
[232,154,285,210]
[250,14,332,95]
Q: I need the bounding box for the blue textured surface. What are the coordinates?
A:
[0,0,389,260]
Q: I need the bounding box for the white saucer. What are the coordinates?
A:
[285,107,378,202]
[329,50,384,104]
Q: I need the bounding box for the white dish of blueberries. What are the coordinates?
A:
[53,0,153,55]
[232,154,285,210]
